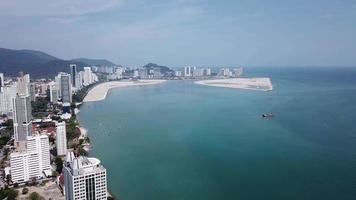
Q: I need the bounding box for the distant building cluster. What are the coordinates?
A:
[49,65,99,105]
[0,66,107,199]
[92,65,244,81]
[178,66,243,79]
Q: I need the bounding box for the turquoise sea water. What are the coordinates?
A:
[78,67,356,200]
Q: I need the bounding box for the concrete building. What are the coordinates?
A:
[55,74,62,98]
[70,64,78,88]
[204,68,211,76]
[48,81,59,104]
[232,67,243,77]
[219,68,230,77]
[193,68,204,77]
[60,73,72,104]
[64,152,107,200]
[83,67,93,86]
[153,68,161,78]
[29,83,36,101]
[17,73,30,96]
[78,71,84,88]
[10,135,51,183]
[174,71,182,77]
[115,67,123,79]
[27,135,51,171]
[10,151,41,183]
[184,66,192,77]
[0,84,17,115]
[0,73,4,92]
[133,70,139,78]
[39,83,48,95]
[13,95,33,147]
[56,121,67,156]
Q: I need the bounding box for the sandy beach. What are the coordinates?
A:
[83,80,166,102]
[195,78,273,91]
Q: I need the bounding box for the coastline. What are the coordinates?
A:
[195,78,273,91]
[83,80,166,102]
[77,80,166,199]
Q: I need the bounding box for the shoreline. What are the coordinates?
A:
[77,80,166,199]
[195,78,273,91]
[83,80,166,102]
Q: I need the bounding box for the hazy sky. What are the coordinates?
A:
[0,0,355,67]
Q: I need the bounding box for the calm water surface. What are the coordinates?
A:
[79,67,356,200]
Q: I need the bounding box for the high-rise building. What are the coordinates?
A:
[56,121,67,156]
[17,73,30,96]
[153,68,161,78]
[184,66,191,77]
[0,83,17,115]
[133,70,139,78]
[70,64,78,88]
[115,67,123,79]
[29,83,36,101]
[232,67,243,77]
[10,151,40,183]
[26,135,51,171]
[138,68,148,79]
[219,68,230,77]
[13,95,33,146]
[204,68,211,76]
[193,68,204,77]
[48,81,59,103]
[174,71,182,77]
[10,135,51,183]
[83,67,93,86]
[184,66,196,77]
[60,73,72,104]
[64,152,107,200]
[0,73,4,92]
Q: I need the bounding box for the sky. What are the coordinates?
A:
[0,0,355,67]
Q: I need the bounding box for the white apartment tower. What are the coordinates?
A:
[0,73,4,92]
[10,135,51,183]
[56,121,67,156]
[83,67,93,86]
[0,84,17,115]
[184,66,192,77]
[17,73,30,96]
[64,152,107,200]
[27,135,51,171]
[49,81,59,103]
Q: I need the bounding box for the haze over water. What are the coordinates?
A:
[79,67,356,200]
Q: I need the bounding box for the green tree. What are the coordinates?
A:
[29,192,44,200]
[4,188,18,200]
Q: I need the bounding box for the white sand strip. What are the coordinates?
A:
[83,80,166,102]
[195,78,273,91]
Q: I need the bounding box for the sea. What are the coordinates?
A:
[78,67,356,200]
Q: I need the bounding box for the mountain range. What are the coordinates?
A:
[0,47,116,78]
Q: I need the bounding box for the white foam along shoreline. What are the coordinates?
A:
[195,78,273,91]
[83,80,166,102]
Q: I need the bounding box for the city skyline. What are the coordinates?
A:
[0,0,355,67]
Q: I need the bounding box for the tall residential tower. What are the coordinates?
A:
[64,152,107,200]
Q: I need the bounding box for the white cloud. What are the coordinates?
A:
[0,0,121,16]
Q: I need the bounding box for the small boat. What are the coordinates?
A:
[262,113,274,118]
